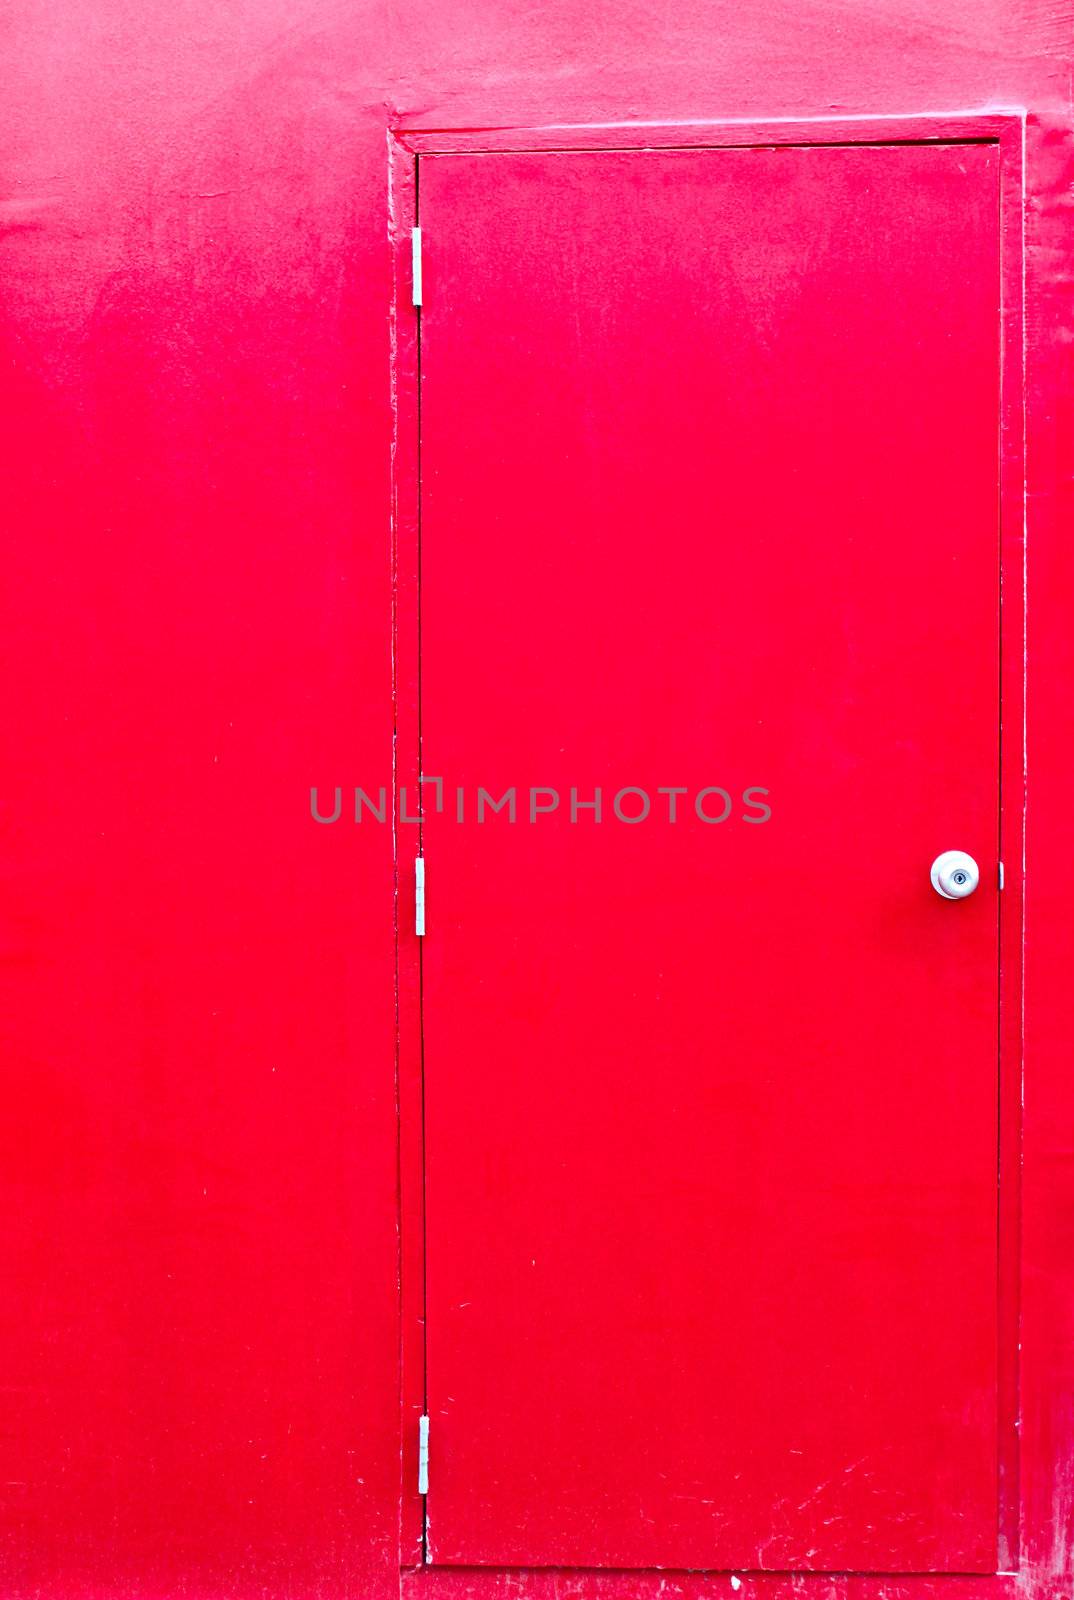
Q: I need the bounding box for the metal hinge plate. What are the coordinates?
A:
[415,856,426,937]
[411,228,423,307]
[418,1414,430,1495]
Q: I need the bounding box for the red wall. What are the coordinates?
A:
[1,4,1072,1596]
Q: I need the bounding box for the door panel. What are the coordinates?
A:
[418,145,1000,1571]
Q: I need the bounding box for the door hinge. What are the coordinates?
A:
[411,227,423,307]
[415,856,426,937]
[999,860,1005,891]
[418,1413,430,1495]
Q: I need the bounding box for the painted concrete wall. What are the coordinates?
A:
[1,3,1072,1595]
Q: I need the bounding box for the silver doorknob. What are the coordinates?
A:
[930,850,980,900]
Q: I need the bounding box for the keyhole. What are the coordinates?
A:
[953,871,967,885]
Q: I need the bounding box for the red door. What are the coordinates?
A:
[417,144,1000,1571]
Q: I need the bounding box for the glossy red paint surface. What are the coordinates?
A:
[418,141,1001,1571]
[0,4,1071,1599]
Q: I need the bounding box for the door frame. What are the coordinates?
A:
[389,111,1027,1595]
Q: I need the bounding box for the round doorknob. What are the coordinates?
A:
[930,850,980,900]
